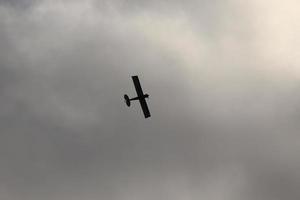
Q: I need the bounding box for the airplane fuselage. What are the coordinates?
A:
[129,94,149,101]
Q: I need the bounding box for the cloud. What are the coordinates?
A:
[0,0,299,199]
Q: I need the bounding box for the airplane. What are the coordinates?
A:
[124,75,151,118]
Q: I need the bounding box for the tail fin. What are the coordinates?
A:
[124,94,130,106]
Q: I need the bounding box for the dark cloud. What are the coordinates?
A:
[0,0,38,9]
[0,0,299,199]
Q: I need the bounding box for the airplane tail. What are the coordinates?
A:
[124,94,130,106]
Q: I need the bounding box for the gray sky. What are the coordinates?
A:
[0,0,299,199]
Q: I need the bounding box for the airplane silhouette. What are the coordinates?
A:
[124,76,151,118]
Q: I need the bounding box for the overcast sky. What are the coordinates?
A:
[0,0,299,199]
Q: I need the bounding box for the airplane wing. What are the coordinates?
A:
[132,76,151,118]
[132,76,144,97]
[139,98,151,118]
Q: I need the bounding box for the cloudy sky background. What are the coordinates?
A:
[0,0,299,199]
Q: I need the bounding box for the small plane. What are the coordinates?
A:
[124,76,151,118]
